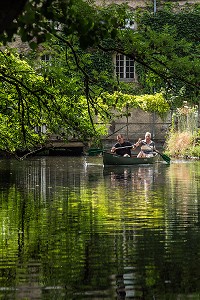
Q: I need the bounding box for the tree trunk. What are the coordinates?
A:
[198,100,200,128]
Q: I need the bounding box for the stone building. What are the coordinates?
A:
[97,0,200,146]
[7,0,200,149]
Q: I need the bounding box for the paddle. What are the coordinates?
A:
[155,149,171,164]
[87,145,133,156]
[87,148,104,155]
[143,144,170,164]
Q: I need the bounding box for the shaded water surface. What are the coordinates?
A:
[0,156,200,299]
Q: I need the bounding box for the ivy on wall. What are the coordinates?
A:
[134,3,200,104]
[98,91,170,118]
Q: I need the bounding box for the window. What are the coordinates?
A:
[124,19,135,30]
[41,54,51,64]
[40,54,52,70]
[115,54,135,82]
[35,124,47,134]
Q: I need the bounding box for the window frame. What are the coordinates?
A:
[114,53,136,82]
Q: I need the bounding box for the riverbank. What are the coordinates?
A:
[164,131,200,160]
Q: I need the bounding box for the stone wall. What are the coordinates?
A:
[96,0,146,8]
[96,0,200,8]
[102,108,172,147]
[8,36,30,53]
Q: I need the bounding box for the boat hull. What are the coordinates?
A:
[103,152,158,166]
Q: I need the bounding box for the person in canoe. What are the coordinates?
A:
[134,132,156,158]
[111,134,134,157]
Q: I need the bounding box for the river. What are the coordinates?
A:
[0,156,200,299]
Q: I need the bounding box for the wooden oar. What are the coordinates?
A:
[155,149,171,164]
[144,145,171,164]
[87,148,103,155]
[87,145,133,156]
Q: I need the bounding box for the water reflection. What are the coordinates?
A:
[0,157,200,299]
[104,164,160,189]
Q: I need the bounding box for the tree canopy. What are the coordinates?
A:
[0,0,27,36]
[0,0,200,155]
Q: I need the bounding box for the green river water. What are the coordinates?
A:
[0,156,200,299]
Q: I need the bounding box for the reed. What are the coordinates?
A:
[166,131,194,157]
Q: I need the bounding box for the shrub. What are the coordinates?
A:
[166,131,193,157]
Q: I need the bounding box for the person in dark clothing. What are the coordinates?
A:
[111,134,134,157]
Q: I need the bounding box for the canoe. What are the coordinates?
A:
[103,151,158,166]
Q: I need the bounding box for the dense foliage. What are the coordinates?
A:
[101,3,200,107]
[99,91,170,117]
[0,45,170,154]
[0,0,128,49]
[135,3,200,105]
[0,48,108,154]
[1,0,200,154]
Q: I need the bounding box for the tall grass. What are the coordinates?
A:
[165,131,194,157]
[165,105,200,158]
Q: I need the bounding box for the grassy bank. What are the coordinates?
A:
[165,131,200,159]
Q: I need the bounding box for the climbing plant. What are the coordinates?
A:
[133,2,200,106]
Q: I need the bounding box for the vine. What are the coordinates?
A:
[97,91,170,118]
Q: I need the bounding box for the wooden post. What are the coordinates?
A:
[126,104,129,139]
